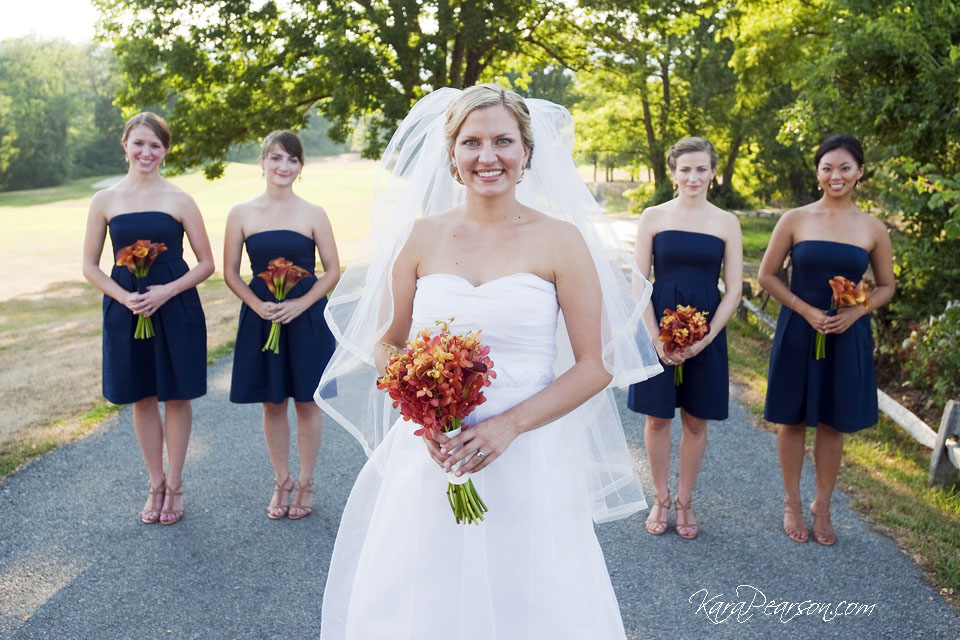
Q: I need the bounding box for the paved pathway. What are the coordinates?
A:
[1,354,957,639]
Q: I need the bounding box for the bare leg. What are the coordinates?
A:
[675,409,707,537]
[289,401,322,518]
[160,399,192,523]
[263,400,292,518]
[132,397,165,520]
[810,423,843,545]
[777,422,809,542]
[643,415,672,534]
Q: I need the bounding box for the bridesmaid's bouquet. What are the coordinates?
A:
[814,276,872,359]
[377,319,496,525]
[258,257,311,354]
[658,305,711,385]
[115,239,168,339]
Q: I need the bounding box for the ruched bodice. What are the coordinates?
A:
[413,273,557,404]
[789,240,870,307]
[101,211,206,403]
[628,229,729,420]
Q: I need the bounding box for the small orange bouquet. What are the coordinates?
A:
[115,239,168,339]
[814,276,871,359]
[258,257,311,354]
[658,305,711,385]
[377,319,496,525]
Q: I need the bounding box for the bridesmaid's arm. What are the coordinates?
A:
[758,210,828,333]
[271,205,342,325]
[442,221,611,476]
[137,194,215,317]
[822,218,896,335]
[81,191,140,308]
[633,209,668,362]
[680,212,743,361]
[223,205,275,321]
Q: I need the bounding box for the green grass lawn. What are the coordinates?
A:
[739,214,779,263]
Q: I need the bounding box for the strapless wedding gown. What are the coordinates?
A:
[320,273,628,640]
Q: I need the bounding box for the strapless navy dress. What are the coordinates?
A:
[627,230,729,420]
[102,211,207,404]
[765,240,877,432]
[229,230,337,404]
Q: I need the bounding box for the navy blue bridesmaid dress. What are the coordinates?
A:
[764,240,877,432]
[627,230,729,420]
[102,211,207,404]
[229,230,337,404]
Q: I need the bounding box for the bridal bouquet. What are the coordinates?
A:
[377,319,496,525]
[115,239,168,339]
[258,257,311,354]
[658,305,711,385]
[814,276,871,359]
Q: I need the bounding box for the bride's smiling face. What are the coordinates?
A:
[452,105,529,196]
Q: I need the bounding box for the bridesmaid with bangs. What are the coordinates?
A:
[82,112,214,526]
[224,130,340,520]
[759,135,895,546]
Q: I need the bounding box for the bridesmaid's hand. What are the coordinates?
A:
[134,284,174,317]
[253,300,279,322]
[440,416,520,476]
[822,306,866,335]
[271,298,310,325]
[799,306,830,334]
[678,334,712,361]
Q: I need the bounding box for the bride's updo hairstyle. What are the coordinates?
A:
[443,83,535,180]
[122,112,171,150]
[261,129,305,165]
[667,136,718,171]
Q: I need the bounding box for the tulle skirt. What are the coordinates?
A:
[320,384,628,640]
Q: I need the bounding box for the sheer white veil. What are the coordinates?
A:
[315,87,662,523]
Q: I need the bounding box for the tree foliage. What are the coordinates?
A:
[94,0,578,177]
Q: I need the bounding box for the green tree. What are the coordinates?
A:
[94,0,578,178]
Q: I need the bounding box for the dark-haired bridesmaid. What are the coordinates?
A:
[758,135,895,545]
[224,130,340,520]
[82,112,214,525]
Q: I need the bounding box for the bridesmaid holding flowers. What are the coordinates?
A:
[224,130,340,520]
[627,137,743,539]
[758,135,895,545]
[82,112,214,525]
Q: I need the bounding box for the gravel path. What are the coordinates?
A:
[1,355,957,639]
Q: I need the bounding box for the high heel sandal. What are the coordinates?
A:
[140,477,166,524]
[674,497,698,539]
[783,499,809,543]
[645,492,671,536]
[160,481,184,525]
[288,479,314,520]
[267,475,294,520]
[810,505,836,546]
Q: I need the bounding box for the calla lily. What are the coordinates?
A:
[115,239,168,339]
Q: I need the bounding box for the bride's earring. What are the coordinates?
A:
[453,165,464,185]
[298,172,303,183]
[516,168,525,184]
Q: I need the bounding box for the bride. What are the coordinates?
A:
[314,84,661,639]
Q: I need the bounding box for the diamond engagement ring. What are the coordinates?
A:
[476,450,486,461]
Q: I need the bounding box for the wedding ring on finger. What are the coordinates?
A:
[476,450,486,461]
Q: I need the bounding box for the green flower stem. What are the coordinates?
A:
[814,332,826,360]
[262,322,281,354]
[674,363,683,386]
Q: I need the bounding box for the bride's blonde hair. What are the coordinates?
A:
[443,83,535,180]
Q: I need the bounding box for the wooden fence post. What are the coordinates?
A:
[928,400,960,487]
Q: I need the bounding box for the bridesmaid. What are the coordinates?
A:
[758,135,895,545]
[224,130,340,520]
[628,137,743,539]
[82,112,214,525]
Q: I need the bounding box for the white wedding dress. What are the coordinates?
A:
[320,273,628,640]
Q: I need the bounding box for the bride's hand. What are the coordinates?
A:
[422,430,447,466]
[440,416,519,476]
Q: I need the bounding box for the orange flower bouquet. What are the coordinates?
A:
[377,319,496,525]
[814,276,872,359]
[258,257,311,354]
[115,239,168,339]
[658,305,711,385]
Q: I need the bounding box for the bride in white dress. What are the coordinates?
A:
[314,84,662,639]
